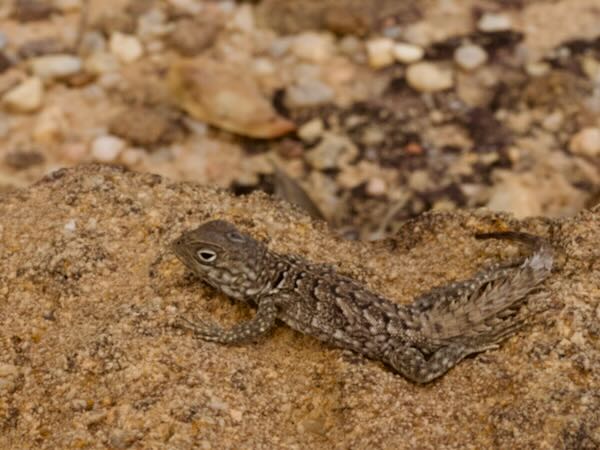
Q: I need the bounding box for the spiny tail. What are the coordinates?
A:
[412,231,553,345]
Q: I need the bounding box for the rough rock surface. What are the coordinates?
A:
[0,164,599,449]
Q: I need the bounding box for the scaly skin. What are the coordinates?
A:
[172,220,553,383]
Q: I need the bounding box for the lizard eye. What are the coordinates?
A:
[226,231,245,243]
[196,249,217,262]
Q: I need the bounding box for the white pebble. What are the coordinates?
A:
[292,32,335,63]
[109,32,143,63]
[525,62,550,77]
[454,44,488,71]
[366,177,386,196]
[406,62,453,92]
[2,77,44,113]
[91,135,126,162]
[31,54,82,80]
[478,13,512,32]
[366,38,395,68]
[569,127,600,157]
[392,42,424,64]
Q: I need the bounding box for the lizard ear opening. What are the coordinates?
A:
[226,231,245,243]
[196,249,217,263]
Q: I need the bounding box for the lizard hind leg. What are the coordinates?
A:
[385,344,474,384]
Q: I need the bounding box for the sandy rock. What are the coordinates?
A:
[110,32,143,63]
[168,57,295,139]
[406,62,454,92]
[1,76,43,112]
[569,127,600,157]
[0,164,598,449]
[30,54,82,80]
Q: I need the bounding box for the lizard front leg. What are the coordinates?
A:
[179,295,278,344]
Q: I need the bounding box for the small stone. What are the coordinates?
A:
[366,37,395,68]
[286,79,334,108]
[581,56,600,83]
[2,76,43,113]
[120,148,145,166]
[477,12,512,32]
[569,127,600,157]
[297,118,324,143]
[33,106,66,143]
[229,4,254,32]
[109,32,143,63]
[366,177,386,196]
[91,135,126,162]
[167,0,203,15]
[84,52,120,74]
[291,32,335,63]
[542,111,564,132]
[64,219,76,232]
[169,19,219,56]
[454,44,488,71]
[30,54,82,80]
[392,42,424,64]
[406,62,453,93]
[525,62,550,77]
[54,0,81,12]
[305,133,358,170]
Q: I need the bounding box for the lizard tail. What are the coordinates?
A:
[411,232,553,344]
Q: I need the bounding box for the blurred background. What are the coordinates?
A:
[0,0,599,239]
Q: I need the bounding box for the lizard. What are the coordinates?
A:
[171,220,553,383]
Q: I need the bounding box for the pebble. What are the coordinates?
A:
[392,42,424,64]
[366,37,395,68]
[477,12,512,32]
[305,133,358,170]
[454,44,488,71]
[84,52,120,74]
[525,62,550,77]
[297,118,324,143]
[2,76,44,113]
[291,32,335,63]
[31,54,82,80]
[91,135,126,162]
[569,127,600,157]
[109,32,143,63]
[230,4,255,32]
[405,62,453,92]
[366,177,386,196]
[33,106,66,143]
[167,0,203,15]
[286,79,334,108]
[53,0,81,12]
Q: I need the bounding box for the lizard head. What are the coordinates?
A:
[172,220,269,299]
